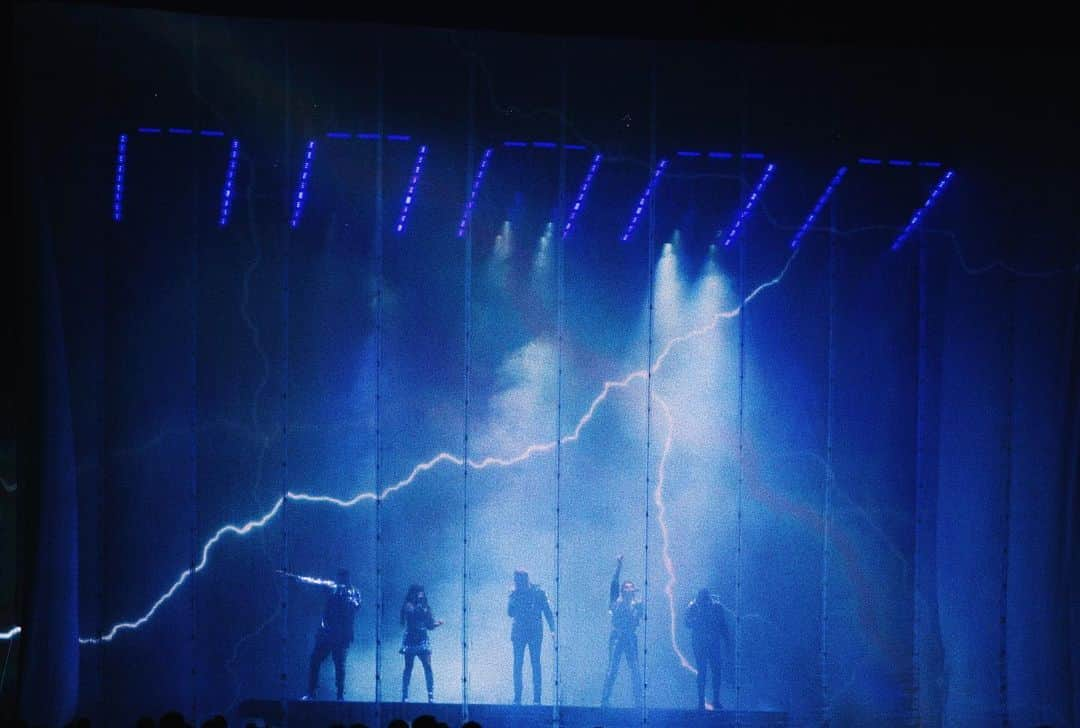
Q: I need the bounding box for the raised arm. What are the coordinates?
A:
[609,555,623,605]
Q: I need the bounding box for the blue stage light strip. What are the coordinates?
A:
[562,153,603,240]
[502,140,589,150]
[395,145,428,234]
[112,133,128,222]
[789,167,847,249]
[167,128,193,135]
[621,159,669,243]
[457,148,494,238]
[218,139,240,227]
[720,163,776,246]
[289,140,316,229]
[890,170,955,252]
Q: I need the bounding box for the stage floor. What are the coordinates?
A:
[238,699,788,727]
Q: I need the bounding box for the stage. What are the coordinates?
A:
[238,700,787,727]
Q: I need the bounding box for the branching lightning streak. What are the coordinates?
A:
[79,246,803,647]
[0,627,20,640]
[650,394,695,673]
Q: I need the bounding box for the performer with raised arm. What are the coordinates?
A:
[400,584,443,703]
[507,569,555,705]
[600,554,644,709]
[278,568,361,701]
[684,587,730,710]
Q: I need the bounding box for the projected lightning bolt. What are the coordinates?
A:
[650,394,696,674]
[0,626,20,640]
[77,242,804,647]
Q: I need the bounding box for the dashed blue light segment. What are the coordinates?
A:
[620,159,669,243]
[457,147,494,238]
[720,162,776,246]
[327,132,352,139]
[708,152,733,159]
[168,128,193,135]
[289,140,316,229]
[918,161,943,168]
[858,158,883,165]
[503,141,528,147]
[889,159,913,166]
[532,141,557,148]
[562,153,603,240]
[356,133,379,140]
[741,152,765,159]
[387,134,411,141]
[677,151,702,157]
[112,133,127,222]
[396,144,428,234]
[200,130,225,137]
[137,127,161,134]
[790,167,847,249]
[891,169,955,252]
[218,139,239,227]
[565,144,586,150]
[0,626,21,640]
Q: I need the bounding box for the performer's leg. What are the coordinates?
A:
[308,634,331,697]
[625,636,642,708]
[529,635,542,704]
[694,642,707,709]
[601,636,621,708]
[402,653,415,701]
[512,639,526,704]
[332,644,346,701]
[419,651,434,701]
[709,644,722,708]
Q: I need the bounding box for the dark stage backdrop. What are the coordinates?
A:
[8,3,1079,726]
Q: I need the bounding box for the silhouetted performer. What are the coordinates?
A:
[600,555,643,708]
[400,584,443,702]
[281,568,361,701]
[508,569,555,705]
[685,588,730,710]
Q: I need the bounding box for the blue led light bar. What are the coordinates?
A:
[720,163,776,246]
[708,152,733,159]
[457,148,494,238]
[858,158,883,165]
[289,140,316,229]
[168,128,193,135]
[789,167,847,249]
[218,139,240,227]
[891,170,955,252]
[112,133,127,222]
[395,145,428,234]
[620,159,668,243]
[200,130,225,137]
[137,127,161,134]
[562,153,603,240]
[677,151,702,157]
